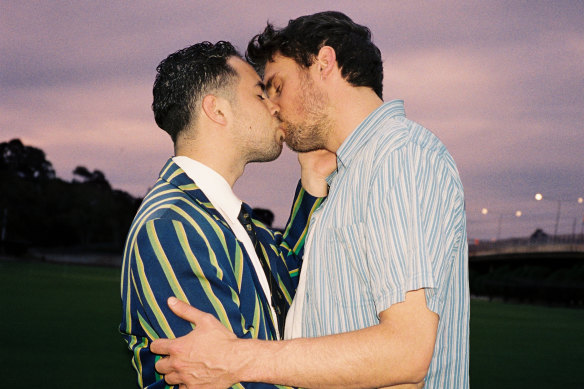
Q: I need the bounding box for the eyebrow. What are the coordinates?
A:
[264,76,274,92]
[254,81,266,92]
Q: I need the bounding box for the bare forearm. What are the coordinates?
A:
[301,176,328,197]
[153,289,436,389]
[298,149,337,197]
[238,322,433,388]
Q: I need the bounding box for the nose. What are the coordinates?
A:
[266,98,280,117]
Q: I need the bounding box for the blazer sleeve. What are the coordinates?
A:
[254,181,325,290]
[122,217,281,389]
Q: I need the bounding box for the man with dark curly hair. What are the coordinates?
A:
[153,11,469,389]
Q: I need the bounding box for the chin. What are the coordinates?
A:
[285,140,320,153]
[250,146,283,163]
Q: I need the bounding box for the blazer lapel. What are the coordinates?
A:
[158,158,230,229]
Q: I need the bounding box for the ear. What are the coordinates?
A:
[201,94,230,126]
[316,46,337,80]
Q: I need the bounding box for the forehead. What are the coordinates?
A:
[228,57,261,85]
[263,54,301,83]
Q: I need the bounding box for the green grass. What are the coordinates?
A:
[1,260,583,388]
[0,260,135,388]
[470,298,584,388]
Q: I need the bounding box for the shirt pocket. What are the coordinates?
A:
[328,222,376,308]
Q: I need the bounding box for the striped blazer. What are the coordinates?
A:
[120,158,322,389]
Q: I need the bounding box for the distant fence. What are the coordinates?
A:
[469,234,584,261]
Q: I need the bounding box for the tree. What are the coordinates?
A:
[0,138,55,180]
[73,166,111,190]
[1,139,139,251]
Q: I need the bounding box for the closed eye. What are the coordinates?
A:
[255,81,267,100]
[271,84,282,98]
[265,77,281,99]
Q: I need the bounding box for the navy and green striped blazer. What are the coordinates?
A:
[120,159,323,389]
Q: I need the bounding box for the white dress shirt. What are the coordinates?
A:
[284,209,321,339]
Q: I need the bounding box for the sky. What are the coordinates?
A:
[1,0,583,240]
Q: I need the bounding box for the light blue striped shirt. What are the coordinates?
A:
[298,100,469,388]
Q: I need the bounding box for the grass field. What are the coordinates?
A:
[0,260,135,388]
[1,260,583,388]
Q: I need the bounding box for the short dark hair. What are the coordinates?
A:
[152,41,241,142]
[246,11,383,99]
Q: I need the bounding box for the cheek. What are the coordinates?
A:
[293,97,307,117]
[279,94,303,118]
[278,90,298,113]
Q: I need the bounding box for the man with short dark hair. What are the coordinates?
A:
[153,11,469,389]
[120,41,331,388]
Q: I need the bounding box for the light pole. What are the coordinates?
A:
[578,197,584,233]
[481,208,522,240]
[535,194,584,236]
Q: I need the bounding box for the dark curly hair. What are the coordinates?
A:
[152,41,241,142]
[246,11,383,99]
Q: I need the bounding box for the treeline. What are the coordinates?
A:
[0,139,141,254]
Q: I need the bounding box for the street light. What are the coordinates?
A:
[481,208,522,240]
[534,193,562,236]
[579,198,584,235]
[534,193,584,236]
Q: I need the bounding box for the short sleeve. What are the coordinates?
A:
[365,144,444,314]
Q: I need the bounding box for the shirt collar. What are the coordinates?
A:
[172,156,242,222]
[327,100,406,183]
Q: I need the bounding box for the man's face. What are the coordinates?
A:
[228,57,283,163]
[263,54,332,152]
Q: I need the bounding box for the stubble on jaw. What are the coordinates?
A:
[242,124,284,164]
[231,104,283,164]
[282,70,333,153]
